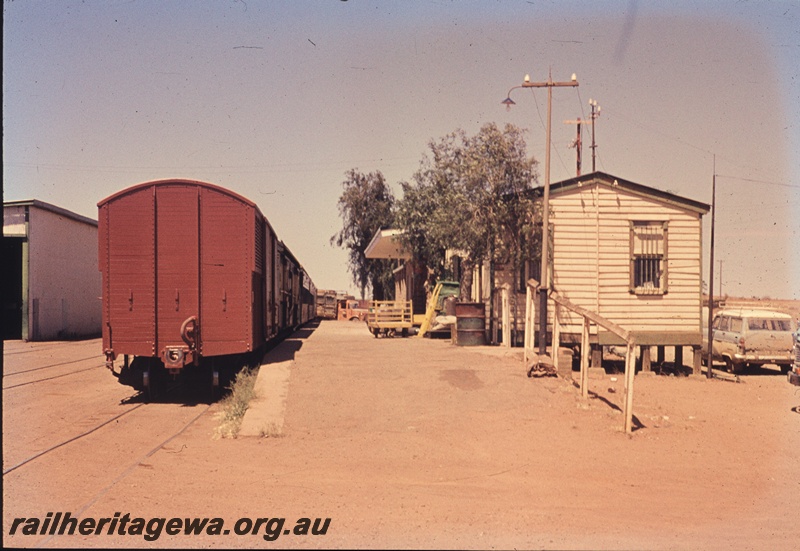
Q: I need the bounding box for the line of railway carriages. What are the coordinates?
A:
[97,179,316,396]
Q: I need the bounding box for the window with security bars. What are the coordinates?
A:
[630,221,668,295]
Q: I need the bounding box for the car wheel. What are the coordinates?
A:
[724,358,741,374]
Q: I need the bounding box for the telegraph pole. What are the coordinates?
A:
[503,71,579,355]
[588,99,601,172]
[706,157,716,379]
[563,118,583,176]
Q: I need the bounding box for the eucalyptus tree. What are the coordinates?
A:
[331,169,396,300]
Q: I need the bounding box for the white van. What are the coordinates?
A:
[703,308,794,374]
[790,328,800,386]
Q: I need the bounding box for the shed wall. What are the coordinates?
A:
[27,206,101,340]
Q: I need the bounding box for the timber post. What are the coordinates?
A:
[552,302,561,371]
[580,316,590,398]
[501,284,511,349]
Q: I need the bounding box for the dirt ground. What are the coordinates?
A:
[3,319,800,550]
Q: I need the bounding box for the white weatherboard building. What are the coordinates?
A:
[497,172,710,368]
[3,200,101,341]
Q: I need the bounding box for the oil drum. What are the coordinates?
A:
[455,302,486,346]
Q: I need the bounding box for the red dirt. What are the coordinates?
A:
[3,320,800,549]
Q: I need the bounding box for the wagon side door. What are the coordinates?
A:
[154,185,200,358]
[101,188,157,357]
[199,187,251,356]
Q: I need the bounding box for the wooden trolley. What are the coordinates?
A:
[366,300,413,338]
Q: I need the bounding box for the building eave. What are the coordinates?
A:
[531,171,711,215]
[364,229,411,260]
[3,199,98,227]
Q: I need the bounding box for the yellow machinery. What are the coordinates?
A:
[417,280,458,337]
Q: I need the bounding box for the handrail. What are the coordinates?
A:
[548,289,632,343]
[525,280,637,434]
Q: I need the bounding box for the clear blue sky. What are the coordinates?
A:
[4,0,799,299]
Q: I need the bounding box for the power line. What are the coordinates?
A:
[715,174,799,189]
[600,107,796,188]
[522,88,571,176]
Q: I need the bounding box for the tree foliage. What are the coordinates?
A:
[330,169,396,299]
[396,122,540,297]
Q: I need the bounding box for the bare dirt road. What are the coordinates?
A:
[3,321,799,549]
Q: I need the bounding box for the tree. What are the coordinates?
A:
[331,169,396,300]
[396,123,540,299]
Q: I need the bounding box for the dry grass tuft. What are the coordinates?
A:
[259,421,284,438]
[214,366,259,439]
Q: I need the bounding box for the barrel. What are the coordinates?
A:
[455,302,486,346]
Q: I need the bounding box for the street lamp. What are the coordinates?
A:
[503,71,578,356]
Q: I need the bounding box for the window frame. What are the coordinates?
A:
[629,220,668,296]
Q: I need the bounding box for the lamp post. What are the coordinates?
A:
[503,71,578,355]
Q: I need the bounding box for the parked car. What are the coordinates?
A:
[702,308,794,374]
[789,327,800,386]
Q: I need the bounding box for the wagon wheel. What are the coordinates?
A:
[210,369,220,403]
[372,328,380,338]
[142,367,152,402]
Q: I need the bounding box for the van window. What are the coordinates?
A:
[729,317,743,332]
[771,319,791,331]
[719,316,730,331]
[748,318,770,331]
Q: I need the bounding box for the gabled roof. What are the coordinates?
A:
[534,171,710,215]
[364,229,410,260]
[3,199,98,227]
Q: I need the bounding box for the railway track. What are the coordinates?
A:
[2,402,147,475]
[3,362,106,390]
[4,374,214,547]
[4,354,103,376]
[11,399,212,547]
[3,372,203,476]
[3,340,106,389]
[35,401,212,548]
[3,339,100,356]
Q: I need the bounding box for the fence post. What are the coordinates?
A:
[552,302,561,370]
[580,316,590,398]
[623,340,636,434]
[524,284,533,364]
[501,284,511,349]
